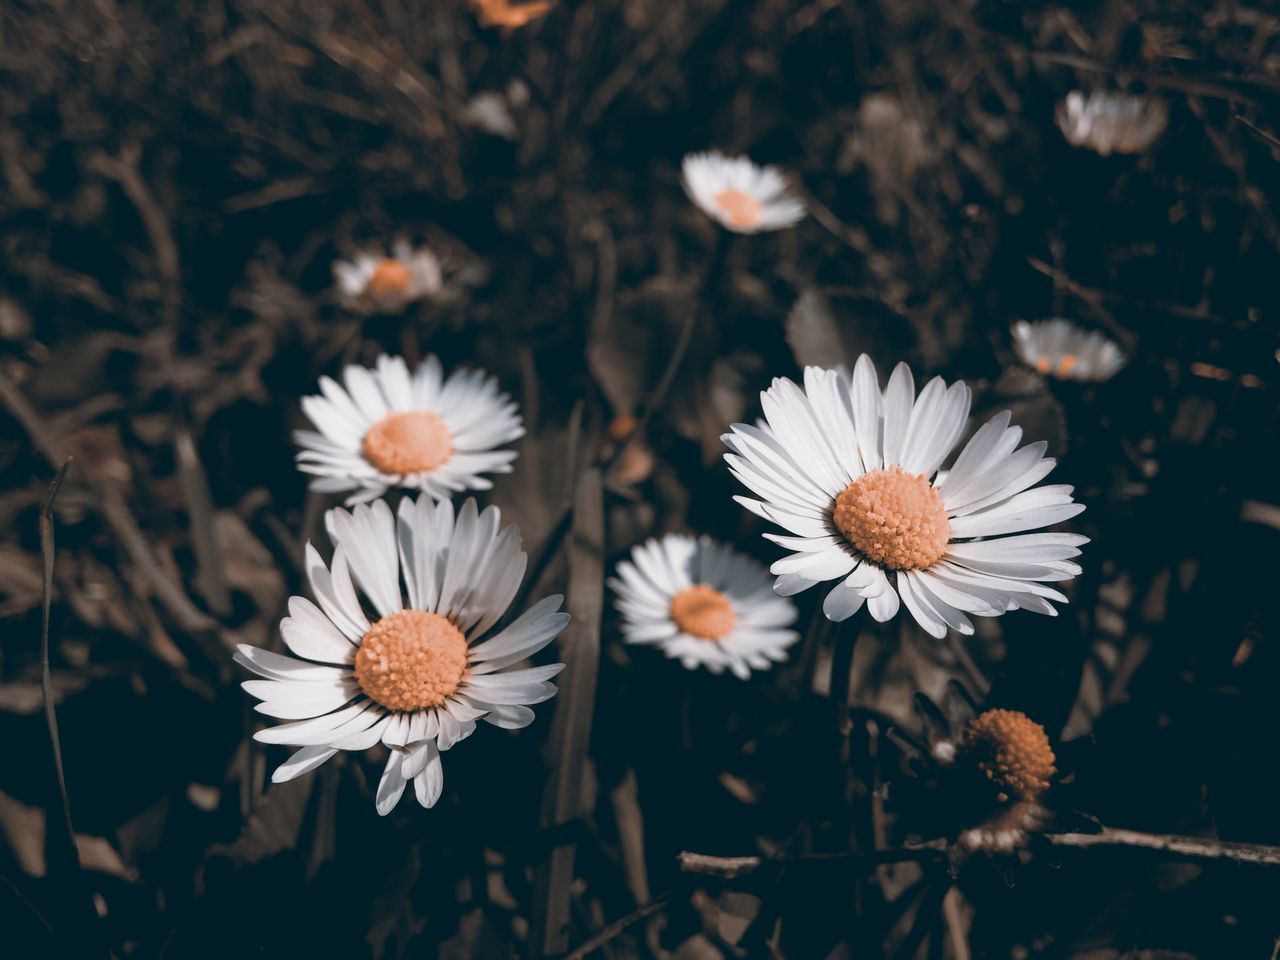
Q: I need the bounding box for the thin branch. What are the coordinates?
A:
[679,826,1280,879]
[41,460,78,854]
[564,894,671,960]
[1045,828,1280,866]
[677,842,948,878]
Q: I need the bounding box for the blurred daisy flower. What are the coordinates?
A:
[1055,90,1169,157]
[609,534,800,679]
[237,498,568,815]
[294,354,523,505]
[681,151,806,234]
[1012,319,1125,383]
[334,240,442,313]
[723,358,1087,637]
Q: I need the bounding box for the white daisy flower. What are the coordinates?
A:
[294,354,524,505]
[723,357,1088,638]
[334,239,443,313]
[1055,91,1169,157]
[237,497,568,815]
[1012,319,1125,383]
[681,151,806,234]
[609,534,799,679]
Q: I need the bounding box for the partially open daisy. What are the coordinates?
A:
[609,534,799,679]
[891,688,1060,854]
[1012,319,1125,383]
[681,151,806,234]
[1055,91,1169,157]
[723,358,1087,637]
[236,497,568,815]
[294,354,523,505]
[334,240,442,313]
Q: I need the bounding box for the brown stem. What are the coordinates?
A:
[564,894,671,960]
[1045,828,1280,866]
[679,826,1280,879]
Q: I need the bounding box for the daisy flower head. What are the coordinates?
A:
[237,497,569,815]
[334,239,442,313]
[1012,319,1125,383]
[1055,90,1169,157]
[722,357,1088,638]
[681,151,806,234]
[294,354,524,505]
[609,534,800,679]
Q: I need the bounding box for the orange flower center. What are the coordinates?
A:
[670,585,736,641]
[365,259,414,298]
[362,410,453,475]
[712,187,764,229]
[1035,354,1079,378]
[354,610,469,712]
[960,709,1057,803]
[833,467,951,570]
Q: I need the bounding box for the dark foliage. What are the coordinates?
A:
[2,1,1279,958]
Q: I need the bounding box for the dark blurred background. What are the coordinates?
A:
[2,1,1279,957]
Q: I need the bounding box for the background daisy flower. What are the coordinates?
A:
[609,534,799,679]
[333,239,443,313]
[1055,90,1169,156]
[681,151,806,234]
[723,357,1088,637]
[237,497,568,815]
[1012,319,1126,383]
[294,353,524,505]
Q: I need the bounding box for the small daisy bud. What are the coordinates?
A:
[959,709,1056,804]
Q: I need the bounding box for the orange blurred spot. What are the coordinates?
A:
[365,259,413,298]
[607,414,638,444]
[470,0,552,28]
[1190,362,1231,381]
[713,187,765,229]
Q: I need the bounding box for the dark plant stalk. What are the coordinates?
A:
[530,468,605,957]
[40,459,108,957]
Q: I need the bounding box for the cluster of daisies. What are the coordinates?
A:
[239,106,1137,814]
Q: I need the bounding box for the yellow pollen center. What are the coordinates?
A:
[960,709,1057,804]
[362,410,453,475]
[712,188,764,229]
[670,585,736,641]
[833,467,951,571]
[366,259,414,297]
[354,609,468,712]
[1058,353,1078,376]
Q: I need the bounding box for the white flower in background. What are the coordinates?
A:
[1012,319,1125,382]
[681,151,806,234]
[1055,91,1169,157]
[334,240,443,313]
[237,497,568,815]
[294,354,523,505]
[723,358,1088,638]
[610,534,799,679]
